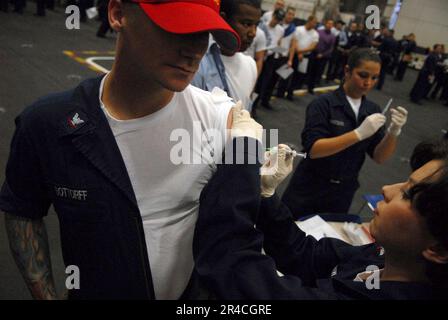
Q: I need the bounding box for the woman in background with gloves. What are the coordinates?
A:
[282,48,408,219]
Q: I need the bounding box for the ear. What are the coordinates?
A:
[344,65,351,78]
[422,244,448,264]
[109,0,126,32]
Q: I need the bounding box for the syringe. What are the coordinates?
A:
[288,150,307,159]
[382,98,393,115]
[266,147,307,159]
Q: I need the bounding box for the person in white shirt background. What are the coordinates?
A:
[192,0,262,111]
[255,6,297,110]
[278,15,319,101]
[244,26,267,76]
[281,6,298,68]
[260,0,285,25]
[252,8,286,115]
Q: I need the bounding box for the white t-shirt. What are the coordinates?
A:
[294,25,319,51]
[266,23,286,55]
[261,10,273,25]
[244,27,267,59]
[346,96,362,119]
[99,75,232,300]
[221,52,257,109]
[277,25,295,58]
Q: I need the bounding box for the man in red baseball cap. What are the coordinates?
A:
[2,0,250,300]
[105,0,240,100]
[136,0,240,54]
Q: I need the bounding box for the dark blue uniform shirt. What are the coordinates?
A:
[282,87,385,216]
[300,86,385,181]
[0,77,197,299]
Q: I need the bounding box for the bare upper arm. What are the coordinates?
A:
[227,107,233,130]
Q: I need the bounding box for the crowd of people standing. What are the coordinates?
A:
[241,0,448,120]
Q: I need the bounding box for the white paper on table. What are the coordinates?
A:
[86,7,98,19]
[296,215,345,242]
[276,64,294,80]
[298,57,309,74]
[342,222,374,246]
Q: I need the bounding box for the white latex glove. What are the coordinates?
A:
[260,144,294,197]
[231,100,263,142]
[387,106,408,137]
[354,113,386,141]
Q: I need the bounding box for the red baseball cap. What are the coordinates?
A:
[132,0,241,54]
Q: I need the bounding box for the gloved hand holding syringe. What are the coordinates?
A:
[261,144,304,197]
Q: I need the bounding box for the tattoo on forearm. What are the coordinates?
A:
[4,213,57,300]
